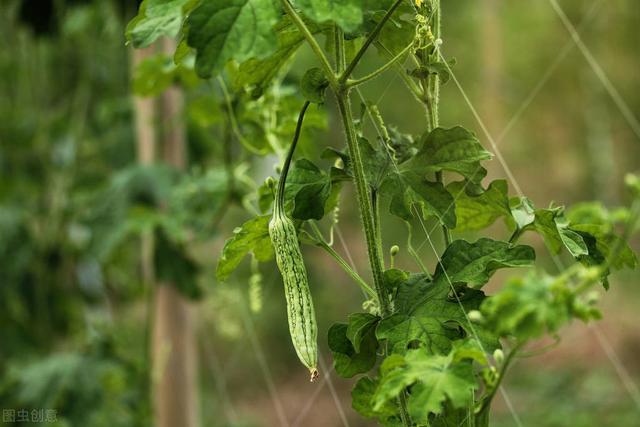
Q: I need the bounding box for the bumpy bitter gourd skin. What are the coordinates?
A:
[269,206,318,381]
[269,101,319,381]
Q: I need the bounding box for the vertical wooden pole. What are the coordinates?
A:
[131,46,157,289]
[481,0,504,136]
[151,37,199,427]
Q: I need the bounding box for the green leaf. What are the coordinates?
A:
[216,215,274,281]
[572,223,637,271]
[373,349,476,419]
[376,274,497,355]
[346,313,380,352]
[402,126,492,184]
[301,68,329,103]
[328,322,378,378]
[187,0,279,78]
[509,196,535,230]
[376,4,416,55]
[285,159,344,220]
[435,238,536,288]
[524,206,587,256]
[126,0,194,48]
[565,201,612,226]
[481,270,601,341]
[448,180,511,232]
[352,377,398,421]
[232,16,319,95]
[359,137,393,190]
[294,0,364,32]
[382,170,456,228]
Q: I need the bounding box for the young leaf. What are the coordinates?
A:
[402,126,492,185]
[572,224,637,271]
[285,159,347,220]
[481,270,601,341]
[187,0,279,77]
[509,196,535,230]
[351,377,399,422]
[434,238,536,288]
[216,215,274,281]
[447,180,511,232]
[373,349,477,420]
[524,207,588,256]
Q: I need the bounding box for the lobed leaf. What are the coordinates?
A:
[285,159,348,220]
[373,349,477,421]
[435,238,536,288]
[448,179,511,232]
[402,126,492,185]
[376,274,497,355]
[382,170,456,228]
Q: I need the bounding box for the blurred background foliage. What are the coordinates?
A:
[0,0,639,426]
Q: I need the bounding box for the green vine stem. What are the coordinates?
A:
[476,341,524,421]
[275,101,310,208]
[347,42,414,88]
[335,94,390,316]
[308,222,376,299]
[340,0,404,84]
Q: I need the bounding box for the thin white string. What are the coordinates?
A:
[413,208,525,427]
[319,352,352,427]
[290,371,329,426]
[590,324,640,409]
[499,387,525,427]
[336,225,359,272]
[548,0,640,142]
[335,224,369,299]
[239,297,291,427]
[200,333,240,424]
[436,48,524,197]
[407,0,604,253]
[497,0,604,145]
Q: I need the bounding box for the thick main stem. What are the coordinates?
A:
[335,93,390,317]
